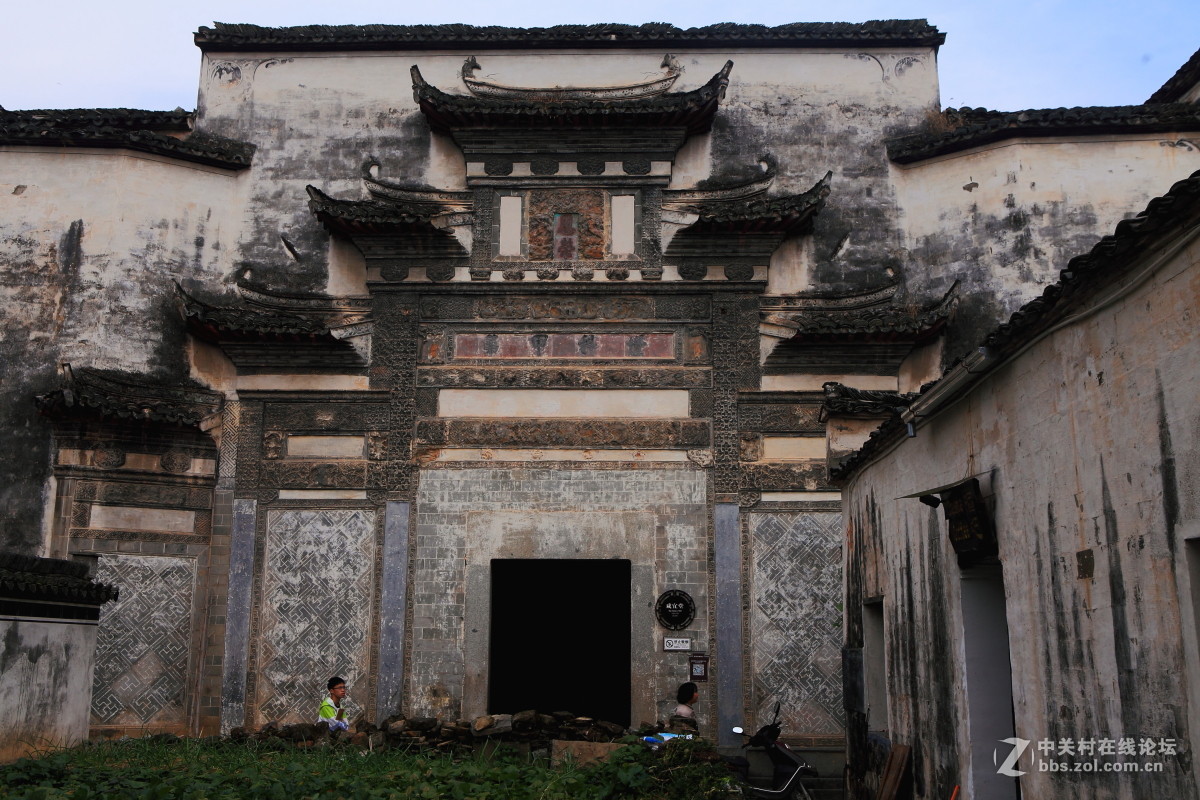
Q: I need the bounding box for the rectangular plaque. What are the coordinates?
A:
[664,637,691,651]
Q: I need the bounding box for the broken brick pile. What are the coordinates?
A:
[229,709,638,751]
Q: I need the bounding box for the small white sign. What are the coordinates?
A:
[664,637,691,651]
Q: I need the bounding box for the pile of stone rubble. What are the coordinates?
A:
[229,709,635,750]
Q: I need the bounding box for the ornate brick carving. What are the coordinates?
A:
[605,265,630,280]
[263,403,386,432]
[686,449,714,468]
[379,263,410,282]
[71,502,91,527]
[576,156,606,175]
[741,404,824,434]
[235,403,263,495]
[740,433,764,462]
[93,446,126,469]
[623,157,652,175]
[418,367,709,389]
[426,263,455,282]
[263,431,284,459]
[419,327,449,364]
[372,293,421,498]
[536,265,559,280]
[742,462,831,492]
[571,263,595,281]
[739,489,762,508]
[683,330,710,363]
[678,263,707,280]
[260,461,367,489]
[79,483,212,509]
[724,262,755,281]
[711,294,761,493]
[657,296,711,320]
[484,158,513,176]
[367,432,388,461]
[414,388,438,417]
[528,188,605,261]
[416,418,710,449]
[690,389,714,417]
[464,296,655,320]
[419,296,473,320]
[530,157,559,175]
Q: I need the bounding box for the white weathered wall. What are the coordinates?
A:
[0,619,98,761]
[891,135,1200,355]
[843,227,1200,798]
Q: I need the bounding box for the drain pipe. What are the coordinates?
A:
[899,345,995,434]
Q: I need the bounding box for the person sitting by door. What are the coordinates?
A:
[667,681,699,733]
[318,675,351,732]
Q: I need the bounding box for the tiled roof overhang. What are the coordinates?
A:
[819,382,916,421]
[35,366,223,428]
[887,104,1200,164]
[1148,47,1200,103]
[0,552,118,606]
[307,185,450,235]
[178,284,333,341]
[833,168,1200,481]
[195,20,945,52]
[410,62,730,136]
[0,108,255,169]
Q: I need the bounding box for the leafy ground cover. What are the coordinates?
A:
[0,736,738,800]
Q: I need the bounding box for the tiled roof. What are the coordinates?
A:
[0,108,255,169]
[820,382,916,420]
[307,185,445,230]
[834,168,1200,480]
[1148,47,1200,104]
[410,61,731,135]
[195,20,945,52]
[0,552,118,606]
[35,366,223,428]
[177,284,332,339]
[764,280,955,340]
[687,171,831,233]
[887,104,1200,164]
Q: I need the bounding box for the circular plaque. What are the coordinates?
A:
[655,590,696,631]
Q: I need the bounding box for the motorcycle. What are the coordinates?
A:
[724,702,819,800]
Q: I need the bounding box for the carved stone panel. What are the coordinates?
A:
[90,555,197,732]
[418,367,710,389]
[255,510,376,725]
[749,512,845,735]
[260,461,367,489]
[416,419,711,449]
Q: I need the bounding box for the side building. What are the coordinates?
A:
[833,53,1200,800]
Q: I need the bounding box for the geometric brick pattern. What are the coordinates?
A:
[256,509,375,725]
[749,512,845,735]
[91,555,197,727]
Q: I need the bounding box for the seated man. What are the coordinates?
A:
[318,675,350,731]
[667,681,699,733]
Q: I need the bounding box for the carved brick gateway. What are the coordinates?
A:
[24,24,971,742]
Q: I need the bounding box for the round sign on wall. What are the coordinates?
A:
[655,590,696,631]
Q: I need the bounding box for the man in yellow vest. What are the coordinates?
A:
[318,675,350,732]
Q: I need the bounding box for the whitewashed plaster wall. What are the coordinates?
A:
[841,227,1200,799]
[0,149,243,552]
[890,135,1200,355]
[194,47,940,296]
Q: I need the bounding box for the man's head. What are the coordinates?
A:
[327,676,347,701]
[677,682,699,705]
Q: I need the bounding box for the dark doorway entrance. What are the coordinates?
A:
[489,559,631,726]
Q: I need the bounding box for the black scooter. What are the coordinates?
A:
[725,702,818,799]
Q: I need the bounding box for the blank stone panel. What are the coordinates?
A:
[749,512,845,736]
[256,509,375,725]
[91,555,197,731]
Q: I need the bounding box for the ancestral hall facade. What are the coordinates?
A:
[3,21,1200,757]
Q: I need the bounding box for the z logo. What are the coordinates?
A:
[994,737,1030,777]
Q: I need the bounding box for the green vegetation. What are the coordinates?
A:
[0,736,738,800]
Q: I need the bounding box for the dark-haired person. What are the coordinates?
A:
[668,681,699,733]
[318,675,350,731]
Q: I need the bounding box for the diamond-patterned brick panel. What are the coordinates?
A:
[749,512,845,735]
[256,510,375,725]
[91,555,197,728]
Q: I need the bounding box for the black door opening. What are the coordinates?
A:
[489,559,631,727]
